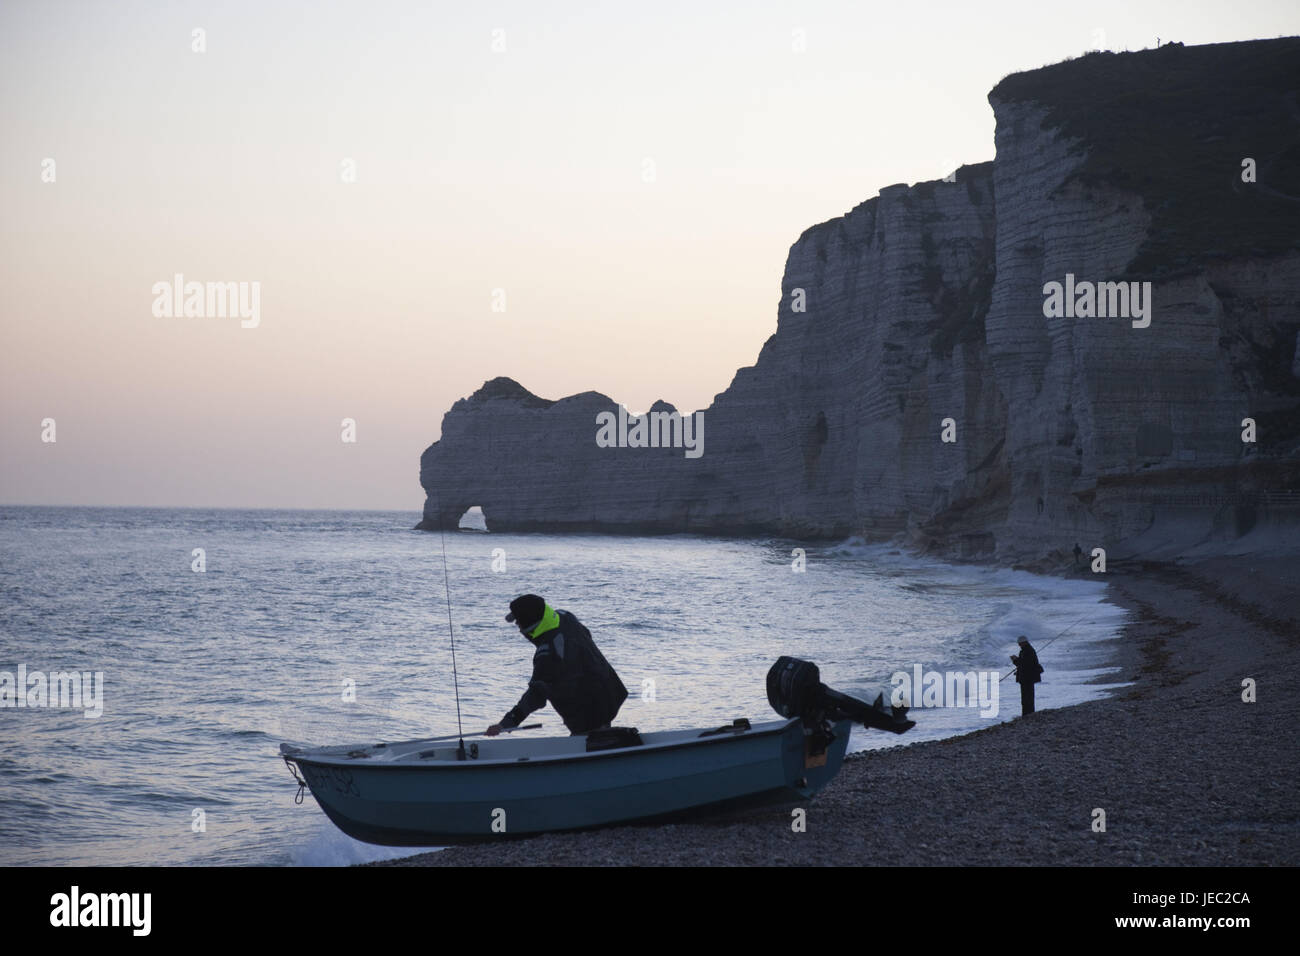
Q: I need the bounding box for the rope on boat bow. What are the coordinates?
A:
[282,756,308,805]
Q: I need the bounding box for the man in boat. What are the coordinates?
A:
[485,594,628,737]
[1010,635,1043,715]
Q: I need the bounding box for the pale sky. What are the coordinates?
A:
[2,0,1296,509]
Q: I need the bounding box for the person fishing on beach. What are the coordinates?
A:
[1010,635,1044,715]
[486,594,628,737]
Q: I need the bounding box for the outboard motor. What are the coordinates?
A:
[767,657,914,753]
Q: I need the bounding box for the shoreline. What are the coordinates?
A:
[368,554,1298,866]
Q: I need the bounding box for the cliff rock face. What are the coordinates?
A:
[980,38,1300,560]
[419,164,1000,540]
[420,38,1300,563]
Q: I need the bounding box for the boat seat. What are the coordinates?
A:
[698,718,753,737]
[585,726,643,752]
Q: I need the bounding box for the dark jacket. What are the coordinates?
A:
[1012,643,1043,684]
[500,610,627,734]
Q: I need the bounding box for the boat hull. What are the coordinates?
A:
[285,717,851,846]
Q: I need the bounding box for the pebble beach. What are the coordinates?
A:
[371,556,1298,867]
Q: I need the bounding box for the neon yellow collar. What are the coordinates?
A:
[528,604,560,639]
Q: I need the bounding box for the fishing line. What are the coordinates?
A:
[431,486,466,757]
[999,612,1092,682]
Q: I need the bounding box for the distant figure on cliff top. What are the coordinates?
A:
[1011,636,1044,716]
[1073,542,1083,570]
[486,594,628,737]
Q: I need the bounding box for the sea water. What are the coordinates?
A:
[0,507,1127,866]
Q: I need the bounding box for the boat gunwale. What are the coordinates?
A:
[282,717,806,772]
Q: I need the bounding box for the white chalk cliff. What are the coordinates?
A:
[420,38,1300,564]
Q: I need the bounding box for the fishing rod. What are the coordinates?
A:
[415,724,543,745]
[999,612,1091,682]
[430,485,468,759]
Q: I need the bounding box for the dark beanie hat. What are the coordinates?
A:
[506,594,546,630]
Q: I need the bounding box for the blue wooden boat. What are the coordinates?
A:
[279,657,913,845]
[281,717,850,845]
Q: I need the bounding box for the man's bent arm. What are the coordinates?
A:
[500,680,548,729]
